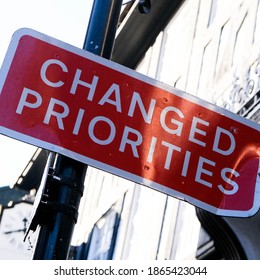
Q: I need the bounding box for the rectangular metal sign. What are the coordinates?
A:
[0,29,259,217]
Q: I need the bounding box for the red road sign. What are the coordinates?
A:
[0,29,259,217]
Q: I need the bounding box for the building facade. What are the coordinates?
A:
[0,0,259,260]
[69,0,260,260]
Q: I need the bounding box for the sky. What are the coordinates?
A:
[0,0,94,186]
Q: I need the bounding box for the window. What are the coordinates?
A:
[253,0,260,43]
[197,41,215,101]
[232,13,249,67]
[214,20,232,80]
[86,208,120,260]
[208,0,219,26]
[170,202,201,260]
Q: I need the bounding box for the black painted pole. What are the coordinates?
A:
[84,0,123,58]
[32,0,123,260]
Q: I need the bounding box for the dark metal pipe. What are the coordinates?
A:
[32,0,123,259]
[83,0,123,58]
[32,155,87,259]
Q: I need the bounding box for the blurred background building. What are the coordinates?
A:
[0,0,259,260]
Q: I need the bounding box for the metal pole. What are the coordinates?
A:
[83,0,123,58]
[32,155,87,259]
[32,0,123,260]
